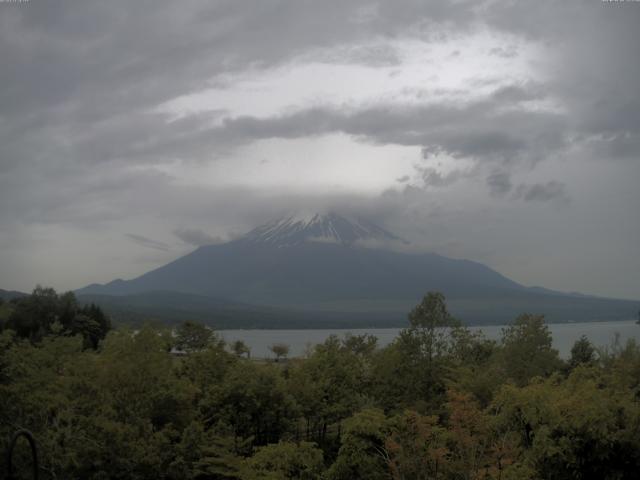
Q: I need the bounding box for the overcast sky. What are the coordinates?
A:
[1,0,639,299]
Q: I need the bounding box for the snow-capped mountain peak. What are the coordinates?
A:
[240,212,404,248]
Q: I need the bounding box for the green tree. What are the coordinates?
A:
[0,298,11,332]
[232,339,251,358]
[5,300,640,480]
[175,320,216,352]
[167,421,242,479]
[269,343,290,362]
[569,335,596,369]
[407,292,459,361]
[289,336,365,444]
[45,326,198,479]
[492,368,640,479]
[385,410,449,480]
[500,313,561,386]
[77,302,112,347]
[7,285,60,341]
[195,431,244,479]
[201,361,297,449]
[179,340,237,398]
[326,408,390,480]
[448,327,502,406]
[4,287,110,349]
[341,333,377,357]
[241,441,324,480]
[444,389,493,479]
[599,337,640,396]
[372,292,459,413]
[58,290,78,329]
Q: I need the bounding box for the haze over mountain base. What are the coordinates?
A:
[77,214,638,328]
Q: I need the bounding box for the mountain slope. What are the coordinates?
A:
[0,288,29,301]
[77,240,523,303]
[78,213,638,325]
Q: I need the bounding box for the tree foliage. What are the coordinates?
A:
[2,286,110,348]
[2,291,640,479]
[175,320,217,352]
[269,343,290,362]
[569,334,596,369]
[232,340,251,358]
[500,313,562,386]
[241,441,323,480]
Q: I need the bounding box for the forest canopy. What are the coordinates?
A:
[1,290,640,479]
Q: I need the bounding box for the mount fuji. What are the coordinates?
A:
[77,213,637,327]
[240,212,406,247]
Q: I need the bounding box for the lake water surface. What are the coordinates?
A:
[220,320,640,359]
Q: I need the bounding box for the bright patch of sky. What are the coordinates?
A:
[155,30,546,193]
[168,134,417,193]
[159,31,541,120]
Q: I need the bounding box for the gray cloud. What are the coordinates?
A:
[174,228,222,247]
[514,181,570,204]
[488,46,518,58]
[489,83,544,103]
[0,0,635,181]
[0,0,638,299]
[486,172,512,197]
[308,43,402,67]
[216,94,566,164]
[125,234,171,251]
[420,167,470,188]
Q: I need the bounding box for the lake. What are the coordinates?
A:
[219,320,640,359]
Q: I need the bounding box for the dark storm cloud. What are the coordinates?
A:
[0,0,639,298]
[0,0,484,199]
[0,0,474,121]
[188,2,639,175]
[215,92,566,168]
[483,1,640,165]
[1,0,637,182]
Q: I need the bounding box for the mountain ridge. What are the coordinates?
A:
[76,213,638,326]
